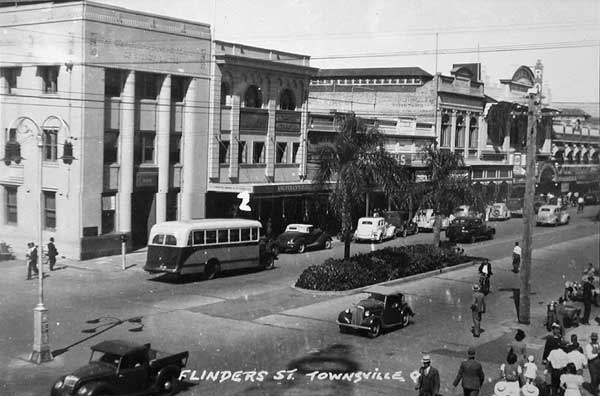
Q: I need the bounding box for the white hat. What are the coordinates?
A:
[522,384,540,396]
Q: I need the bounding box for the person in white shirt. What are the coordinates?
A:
[547,345,570,395]
[585,332,600,396]
[512,242,522,273]
[577,196,585,213]
[524,355,538,384]
[567,344,588,375]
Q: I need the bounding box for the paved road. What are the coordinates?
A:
[0,206,598,395]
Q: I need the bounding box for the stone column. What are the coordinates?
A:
[299,98,308,178]
[181,78,197,220]
[228,95,241,180]
[208,72,222,180]
[477,115,485,159]
[464,112,471,150]
[265,86,277,181]
[450,110,457,152]
[156,75,171,224]
[117,70,135,234]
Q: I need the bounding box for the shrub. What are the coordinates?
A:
[295,244,470,291]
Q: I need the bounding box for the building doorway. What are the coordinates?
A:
[131,192,156,249]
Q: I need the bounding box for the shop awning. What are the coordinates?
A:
[208,181,335,195]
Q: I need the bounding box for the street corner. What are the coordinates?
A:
[2,353,68,394]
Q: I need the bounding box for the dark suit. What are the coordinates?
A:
[453,358,485,396]
[542,334,563,362]
[471,291,486,336]
[583,281,595,324]
[417,366,440,396]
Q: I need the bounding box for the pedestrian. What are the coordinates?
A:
[524,355,538,385]
[546,343,569,396]
[452,347,485,396]
[512,242,521,273]
[585,332,600,396]
[414,354,440,396]
[569,334,584,354]
[542,322,564,363]
[471,284,486,337]
[508,329,528,368]
[25,242,39,280]
[521,383,540,396]
[566,341,587,375]
[47,237,58,271]
[560,362,584,396]
[582,276,595,325]
[577,196,585,213]
[499,350,521,395]
[478,259,493,295]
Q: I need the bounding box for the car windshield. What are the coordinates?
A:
[90,351,121,367]
[452,218,470,225]
[361,221,373,225]
[540,208,551,212]
[369,293,385,302]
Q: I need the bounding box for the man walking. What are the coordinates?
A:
[578,195,585,213]
[512,242,521,273]
[586,332,600,396]
[582,276,595,325]
[471,284,486,337]
[415,355,440,396]
[25,242,39,280]
[47,237,58,271]
[453,347,485,396]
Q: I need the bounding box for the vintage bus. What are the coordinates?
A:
[143,219,275,279]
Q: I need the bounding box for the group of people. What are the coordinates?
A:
[25,237,59,280]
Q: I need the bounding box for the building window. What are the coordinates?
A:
[43,191,56,229]
[219,140,230,164]
[252,141,265,164]
[136,72,160,100]
[39,65,59,93]
[220,82,231,106]
[135,133,155,164]
[43,128,58,161]
[2,67,20,93]
[104,131,119,164]
[238,141,247,164]
[5,185,17,224]
[469,117,479,149]
[171,76,189,103]
[169,134,181,164]
[244,85,263,108]
[104,69,123,97]
[441,114,451,147]
[472,169,484,179]
[292,142,300,163]
[279,89,296,110]
[101,193,116,234]
[276,142,288,163]
[455,116,465,148]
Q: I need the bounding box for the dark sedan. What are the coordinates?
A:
[584,192,598,205]
[446,216,495,243]
[274,224,333,254]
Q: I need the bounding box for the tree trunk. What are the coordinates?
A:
[433,214,442,247]
[342,194,352,260]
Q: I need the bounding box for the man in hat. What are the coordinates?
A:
[46,237,58,271]
[471,284,486,337]
[25,242,39,280]
[585,332,600,396]
[543,323,564,363]
[453,347,485,396]
[415,354,440,396]
[582,276,595,325]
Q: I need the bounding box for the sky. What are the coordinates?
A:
[102,0,600,104]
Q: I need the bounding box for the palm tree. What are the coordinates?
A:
[313,113,408,259]
[412,144,483,246]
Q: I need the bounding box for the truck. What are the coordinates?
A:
[51,340,189,396]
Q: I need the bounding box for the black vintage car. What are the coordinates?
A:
[274,224,333,254]
[584,192,598,205]
[51,340,188,396]
[382,211,419,238]
[337,286,415,338]
[446,216,495,243]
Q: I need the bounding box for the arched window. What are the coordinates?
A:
[220,82,231,106]
[441,114,451,147]
[469,117,478,149]
[244,85,263,108]
[279,89,296,110]
[455,116,465,148]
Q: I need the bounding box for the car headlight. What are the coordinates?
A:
[345,309,351,314]
[364,310,371,317]
[54,380,64,389]
[77,386,90,395]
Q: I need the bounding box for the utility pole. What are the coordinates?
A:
[519,60,543,325]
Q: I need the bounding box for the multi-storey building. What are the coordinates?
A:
[0,0,211,258]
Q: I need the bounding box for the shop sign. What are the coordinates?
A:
[240,110,268,131]
[275,111,301,133]
[135,170,158,188]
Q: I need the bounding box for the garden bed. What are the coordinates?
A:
[295,244,472,291]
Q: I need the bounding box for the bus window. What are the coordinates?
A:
[193,230,204,245]
[205,230,217,244]
[251,228,258,241]
[241,228,250,241]
[165,235,177,246]
[230,229,240,242]
[218,229,228,243]
[152,234,165,245]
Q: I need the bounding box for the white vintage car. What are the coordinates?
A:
[536,205,570,226]
[488,202,511,221]
[412,209,451,232]
[353,217,396,242]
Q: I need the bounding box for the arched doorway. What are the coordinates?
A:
[538,166,556,194]
[279,89,296,110]
[244,85,263,108]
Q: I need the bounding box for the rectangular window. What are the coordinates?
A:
[5,186,17,224]
[104,69,123,97]
[141,133,155,164]
[292,142,300,163]
[276,142,287,163]
[499,169,510,178]
[472,169,484,179]
[43,191,56,230]
[238,141,247,164]
[2,67,20,93]
[241,228,250,241]
[39,65,59,94]
[252,142,265,164]
[219,140,230,164]
[217,229,228,243]
[169,134,181,164]
[43,128,58,161]
[205,230,216,244]
[193,230,204,245]
[101,193,116,234]
[229,229,240,242]
[104,131,119,164]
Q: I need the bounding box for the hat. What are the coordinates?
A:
[421,354,431,363]
[592,332,598,339]
[551,322,561,329]
[473,284,481,291]
[467,347,476,356]
[521,384,540,396]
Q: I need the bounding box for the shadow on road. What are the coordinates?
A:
[147,266,280,284]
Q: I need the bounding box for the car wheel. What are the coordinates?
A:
[297,243,306,254]
[401,313,410,328]
[156,372,180,396]
[414,227,419,235]
[402,229,408,238]
[367,320,381,338]
[205,260,220,280]
[339,325,349,334]
[324,239,332,249]
[469,235,476,244]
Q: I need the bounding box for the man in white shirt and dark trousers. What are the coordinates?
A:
[512,241,521,273]
[586,332,600,396]
[546,343,569,396]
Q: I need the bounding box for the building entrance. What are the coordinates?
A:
[131,192,156,249]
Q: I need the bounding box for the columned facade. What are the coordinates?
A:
[117,70,135,235]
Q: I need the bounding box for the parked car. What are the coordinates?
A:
[506,197,524,217]
[412,209,451,232]
[584,192,598,205]
[446,216,495,243]
[382,211,419,238]
[274,224,332,253]
[354,217,396,242]
[51,340,188,396]
[536,205,570,226]
[454,205,482,218]
[337,286,415,338]
[488,202,511,221]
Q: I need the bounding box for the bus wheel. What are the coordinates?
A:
[205,260,220,280]
[263,255,275,270]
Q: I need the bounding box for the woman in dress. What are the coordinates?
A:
[508,329,527,370]
[500,352,522,396]
[560,362,584,396]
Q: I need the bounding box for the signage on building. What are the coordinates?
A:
[533,60,543,94]
[135,170,158,188]
[240,110,268,131]
[275,112,301,133]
